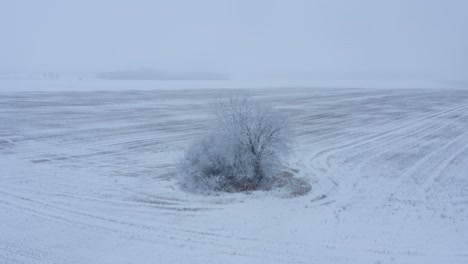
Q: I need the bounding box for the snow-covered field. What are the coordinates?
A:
[1,82,468,263]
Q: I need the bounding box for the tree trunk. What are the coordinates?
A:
[253,159,264,185]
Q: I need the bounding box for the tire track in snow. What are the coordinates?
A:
[300,103,468,205]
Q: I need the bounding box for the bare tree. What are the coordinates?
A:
[181,96,292,192]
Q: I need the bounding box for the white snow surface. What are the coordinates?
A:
[1,81,468,263]
[1,78,467,92]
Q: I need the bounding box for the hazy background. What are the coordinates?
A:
[1,0,467,80]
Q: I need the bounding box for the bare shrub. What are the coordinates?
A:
[180,96,292,192]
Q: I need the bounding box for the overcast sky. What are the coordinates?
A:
[1,0,467,79]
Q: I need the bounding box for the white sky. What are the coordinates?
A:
[1,0,467,79]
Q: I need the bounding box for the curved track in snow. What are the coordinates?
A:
[1,87,467,263]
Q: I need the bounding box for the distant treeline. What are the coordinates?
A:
[96,68,228,80]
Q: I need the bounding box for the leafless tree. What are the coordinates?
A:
[181,96,292,192]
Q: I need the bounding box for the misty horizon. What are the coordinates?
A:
[1,0,467,80]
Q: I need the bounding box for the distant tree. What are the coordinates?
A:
[180,96,292,192]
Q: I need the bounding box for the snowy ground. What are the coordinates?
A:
[1,82,468,263]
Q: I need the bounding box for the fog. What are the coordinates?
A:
[1,0,467,80]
